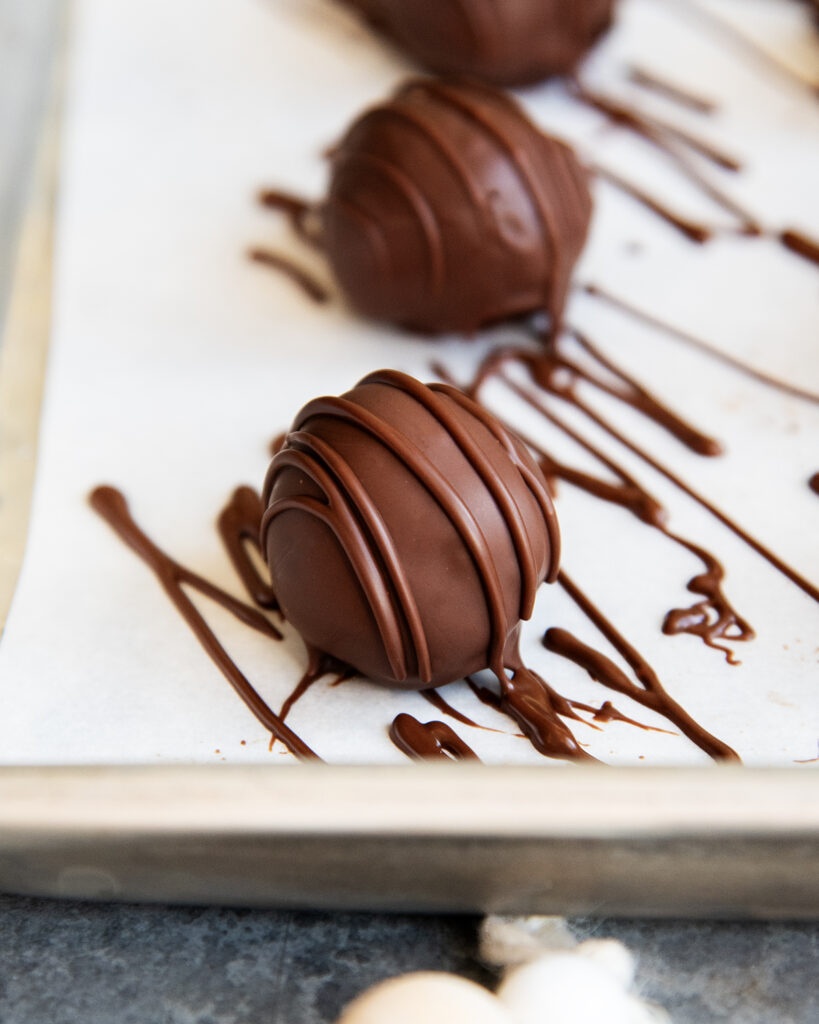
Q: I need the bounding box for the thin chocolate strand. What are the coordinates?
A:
[574,80,740,171]
[421,688,503,732]
[217,486,278,609]
[665,0,819,99]
[89,486,319,761]
[389,714,480,760]
[627,65,718,114]
[248,248,330,304]
[583,283,819,405]
[550,573,741,761]
[780,229,819,267]
[501,398,751,662]
[569,698,676,735]
[258,189,323,248]
[592,163,712,243]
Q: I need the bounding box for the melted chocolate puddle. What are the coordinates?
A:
[389,714,480,760]
[89,486,319,760]
[810,473,819,497]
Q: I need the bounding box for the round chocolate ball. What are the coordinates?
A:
[341,0,616,86]
[261,370,560,689]
[321,79,593,335]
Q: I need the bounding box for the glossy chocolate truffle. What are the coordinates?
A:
[341,0,616,86]
[321,79,593,335]
[261,370,560,689]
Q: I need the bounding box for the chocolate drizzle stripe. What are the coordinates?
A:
[433,382,562,583]
[89,486,319,761]
[627,65,718,114]
[334,149,446,299]
[218,486,278,609]
[285,428,430,683]
[592,163,712,243]
[356,103,488,218]
[247,249,329,304]
[574,392,819,604]
[262,440,417,683]
[668,0,819,98]
[551,573,740,761]
[574,81,741,171]
[421,688,501,731]
[284,391,512,678]
[389,714,480,760]
[366,369,545,619]
[780,229,819,267]
[488,382,751,662]
[810,472,819,497]
[572,82,761,233]
[565,326,723,455]
[583,283,819,405]
[258,189,323,249]
[421,80,570,319]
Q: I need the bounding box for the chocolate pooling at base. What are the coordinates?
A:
[338,0,616,87]
[389,714,480,761]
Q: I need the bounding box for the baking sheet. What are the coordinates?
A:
[0,0,817,769]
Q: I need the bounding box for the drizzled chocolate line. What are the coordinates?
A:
[667,0,819,99]
[218,486,278,609]
[549,573,740,761]
[89,486,319,761]
[573,80,741,172]
[780,229,819,268]
[495,388,753,664]
[591,163,712,244]
[583,283,819,405]
[389,714,480,761]
[627,65,718,114]
[569,698,676,735]
[248,248,330,304]
[810,473,819,497]
[258,189,323,248]
[421,688,501,732]
[268,646,350,750]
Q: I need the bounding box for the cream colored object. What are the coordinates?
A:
[498,953,664,1024]
[337,972,513,1024]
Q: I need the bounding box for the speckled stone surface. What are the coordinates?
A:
[0,895,818,1023]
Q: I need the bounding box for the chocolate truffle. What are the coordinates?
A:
[341,0,616,86]
[261,370,560,690]
[321,79,593,334]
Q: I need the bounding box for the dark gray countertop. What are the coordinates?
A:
[0,3,817,1022]
[1,893,818,1023]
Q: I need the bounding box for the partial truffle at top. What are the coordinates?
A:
[261,370,560,690]
[321,79,593,335]
[340,0,616,86]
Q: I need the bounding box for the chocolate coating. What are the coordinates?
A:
[341,0,616,86]
[261,370,560,690]
[321,79,593,334]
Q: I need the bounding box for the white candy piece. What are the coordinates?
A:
[337,971,515,1024]
[497,952,663,1024]
[576,938,637,989]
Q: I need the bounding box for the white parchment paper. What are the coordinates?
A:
[0,0,817,766]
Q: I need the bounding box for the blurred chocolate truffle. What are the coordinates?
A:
[321,79,592,334]
[261,370,560,690]
[341,0,616,86]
